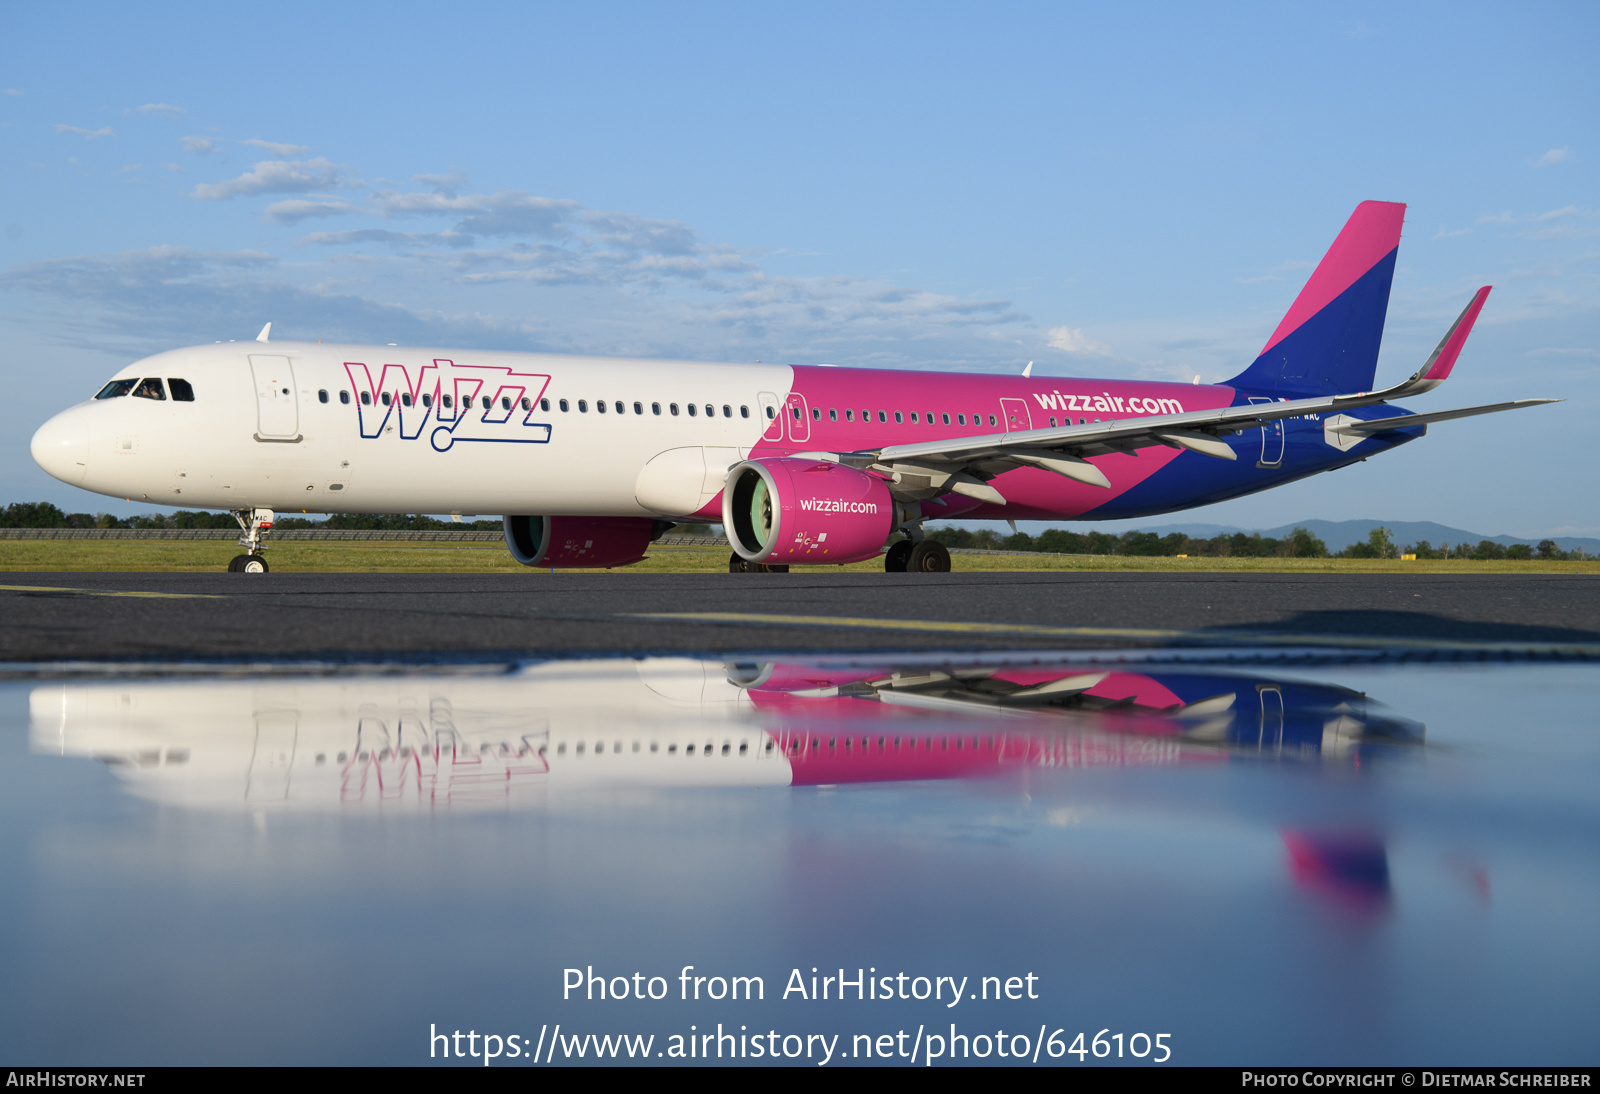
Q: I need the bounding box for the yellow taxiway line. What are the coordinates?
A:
[0,584,225,600]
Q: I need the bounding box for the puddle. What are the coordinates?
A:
[2,652,1596,1065]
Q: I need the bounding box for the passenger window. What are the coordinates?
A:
[541,398,550,411]
[95,379,138,399]
[829,409,838,421]
[501,396,512,411]
[401,393,412,407]
[812,407,821,420]
[422,393,433,408]
[360,391,372,405]
[652,402,661,415]
[688,404,697,416]
[481,396,491,409]
[670,403,679,415]
[740,406,749,418]
[442,394,452,408]
[1049,417,1057,427]
[722,405,731,418]
[560,399,569,411]
[133,378,166,400]
[879,411,887,423]
[578,399,588,412]
[616,401,625,414]
[634,401,643,415]
[957,414,965,425]
[597,399,607,414]
[989,414,997,426]
[909,412,917,422]
[845,409,853,421]
[942,413,950,425]
[894,411,902,423]
[861,409,868,421]
[521,397,531,411]
[339,390,350,405]
[381,392,392,406]
[764,406,774,419]
[169,378,196,402]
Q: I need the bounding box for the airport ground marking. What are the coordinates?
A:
[0,584,225,600]
[631,611,1600,656]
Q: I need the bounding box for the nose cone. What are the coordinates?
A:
[31,410,90,486]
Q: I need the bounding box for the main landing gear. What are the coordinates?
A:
[884,519,951,573]
[729,552,789,573]
[885,539,950,573]
[228,508,275,574]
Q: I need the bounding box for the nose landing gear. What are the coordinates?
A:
[228,508,275,573]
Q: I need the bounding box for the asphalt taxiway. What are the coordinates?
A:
[2,571,1597,663]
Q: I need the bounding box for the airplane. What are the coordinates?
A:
[29,655,1422,813]
[28,200,1555,574]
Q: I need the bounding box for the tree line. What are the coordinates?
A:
[926,523,1590,561]
[0,502,502,532]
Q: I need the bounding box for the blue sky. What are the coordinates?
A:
[2,2,1595,537]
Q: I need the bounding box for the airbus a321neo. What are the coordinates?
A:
[30,201,1554,573]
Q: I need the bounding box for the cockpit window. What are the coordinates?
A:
[132,378,166,401]
[95,379,137,400]
[168,378,195,402]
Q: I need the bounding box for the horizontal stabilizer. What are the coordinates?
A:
[1330,398,1559,434]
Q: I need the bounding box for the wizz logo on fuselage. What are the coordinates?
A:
[343,360,553,452]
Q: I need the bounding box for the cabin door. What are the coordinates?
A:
[249,354,300,440]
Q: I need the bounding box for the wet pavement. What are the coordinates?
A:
[1,648,1596,1066]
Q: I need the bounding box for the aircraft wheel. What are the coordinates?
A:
[907,540,951,573]
[237,554,269,573]
[729,553,751,573]
[884,540,913,572]
[730,552,787,573]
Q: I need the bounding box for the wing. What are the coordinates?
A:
[828,287,1556,506]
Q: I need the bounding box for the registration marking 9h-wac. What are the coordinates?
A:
[343,360,553,451]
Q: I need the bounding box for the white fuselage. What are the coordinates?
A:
[33,342,790,518]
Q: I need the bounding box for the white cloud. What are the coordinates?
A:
[136,103,185,116]
[241,138,312,157]
[55,124,114,139]
[179,136,216,153]
[1046,326,1111,355]
[116,164,142,174]
[263,199,365,224]
[1534,146,1572,168]
[3,89,23,96]
[192,158,346,200]
[411,169,468,196]
[1477,211,1515,225]
[1434,226,1471,239]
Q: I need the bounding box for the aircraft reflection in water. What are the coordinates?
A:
[29,656,1422,813]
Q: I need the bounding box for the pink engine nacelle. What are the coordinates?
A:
[723,457,895,566]
[503,515,655,568]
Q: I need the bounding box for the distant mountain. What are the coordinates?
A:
[1119,519,1600,554]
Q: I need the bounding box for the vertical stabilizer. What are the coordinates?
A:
[1227,201,1406,396]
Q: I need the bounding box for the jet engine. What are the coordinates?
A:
[723,458,895,566]
[503,515,658,568]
